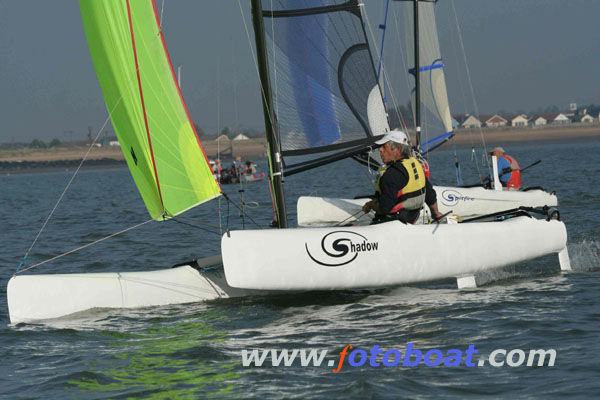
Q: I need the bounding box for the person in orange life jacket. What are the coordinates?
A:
[482,147,522,189]
[362,130,443,224]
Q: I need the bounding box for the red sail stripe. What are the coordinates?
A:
[126,0,165,212]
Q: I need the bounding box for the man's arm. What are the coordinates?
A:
[497,157,512,182]
[425,179,443,220]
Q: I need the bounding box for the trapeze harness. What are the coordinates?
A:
[374,157,426,224]
[501,155,522,189]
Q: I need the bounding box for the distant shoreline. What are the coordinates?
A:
[2,125,598,174]
[446,124,600,147]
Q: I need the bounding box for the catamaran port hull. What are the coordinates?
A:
[297,186,558,227]
[6,256,260,324]
[222,217,568,291]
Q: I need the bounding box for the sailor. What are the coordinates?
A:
[362,130,442,224]
[483,147,522,189]
[245,161,256,175]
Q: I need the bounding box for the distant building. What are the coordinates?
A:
[101,136,120,147]
[216,134,230,142]
[532,116,547,126]
[232,133,249,141]
[510,114,529,127]
[482,114,508,128]
[580,114,595,123]
[538,113,569,125]
[453,114,481,129]
[552,113,570,124]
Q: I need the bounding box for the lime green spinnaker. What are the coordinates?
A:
[80,0,220,220]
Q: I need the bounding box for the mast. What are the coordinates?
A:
[250,0,288,228]
[413,0,422,147]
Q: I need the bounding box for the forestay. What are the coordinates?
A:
[80,0,220,220]
[259,0,389,172]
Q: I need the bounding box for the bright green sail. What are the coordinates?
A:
[80,0,220,220]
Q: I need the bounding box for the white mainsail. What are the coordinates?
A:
[401,0,453,145]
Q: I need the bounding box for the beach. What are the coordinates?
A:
[1,125,598,174]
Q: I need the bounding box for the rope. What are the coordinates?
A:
[14,218,153,276]
[221,192,262,229]
[170,216,222,236]
[335,210,366,227]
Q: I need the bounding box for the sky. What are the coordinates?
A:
[0,0,599,143]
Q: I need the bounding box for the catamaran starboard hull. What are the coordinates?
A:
[222,217,568,291]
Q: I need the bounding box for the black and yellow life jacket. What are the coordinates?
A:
[376,157,426,213]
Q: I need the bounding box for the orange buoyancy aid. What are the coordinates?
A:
[503,155,522,189]
[376,157,426,213]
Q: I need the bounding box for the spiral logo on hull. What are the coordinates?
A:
[441,189,475,206]
[305,231,379,267]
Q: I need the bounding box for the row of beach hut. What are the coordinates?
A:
[453,110,599,129]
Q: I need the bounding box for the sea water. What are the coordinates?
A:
[1,139,599,398]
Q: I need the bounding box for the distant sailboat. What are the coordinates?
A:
[296,0,558,227]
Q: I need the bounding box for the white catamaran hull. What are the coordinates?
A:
[297,186,558,227]
[222,217,568,291]
[8,217,569,323]
[6,256,261,324]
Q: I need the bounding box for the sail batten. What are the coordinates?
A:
[80,0,220,220]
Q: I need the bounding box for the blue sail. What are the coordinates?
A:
[261,0,387,169]
[281,1,340,148]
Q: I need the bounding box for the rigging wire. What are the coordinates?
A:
[390,3,415,131]
[237,0,277,136]
[231,37,240,131]
[15,97,125,274]
[237,0,284,224]
[170,217,221,236]
[216,55,223,235]
[269,0,279,128]
[450,0,490,178]
[221,191,262,229]
[237,168,246,229]
[158,0,165,32]
[14,218,154,276]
